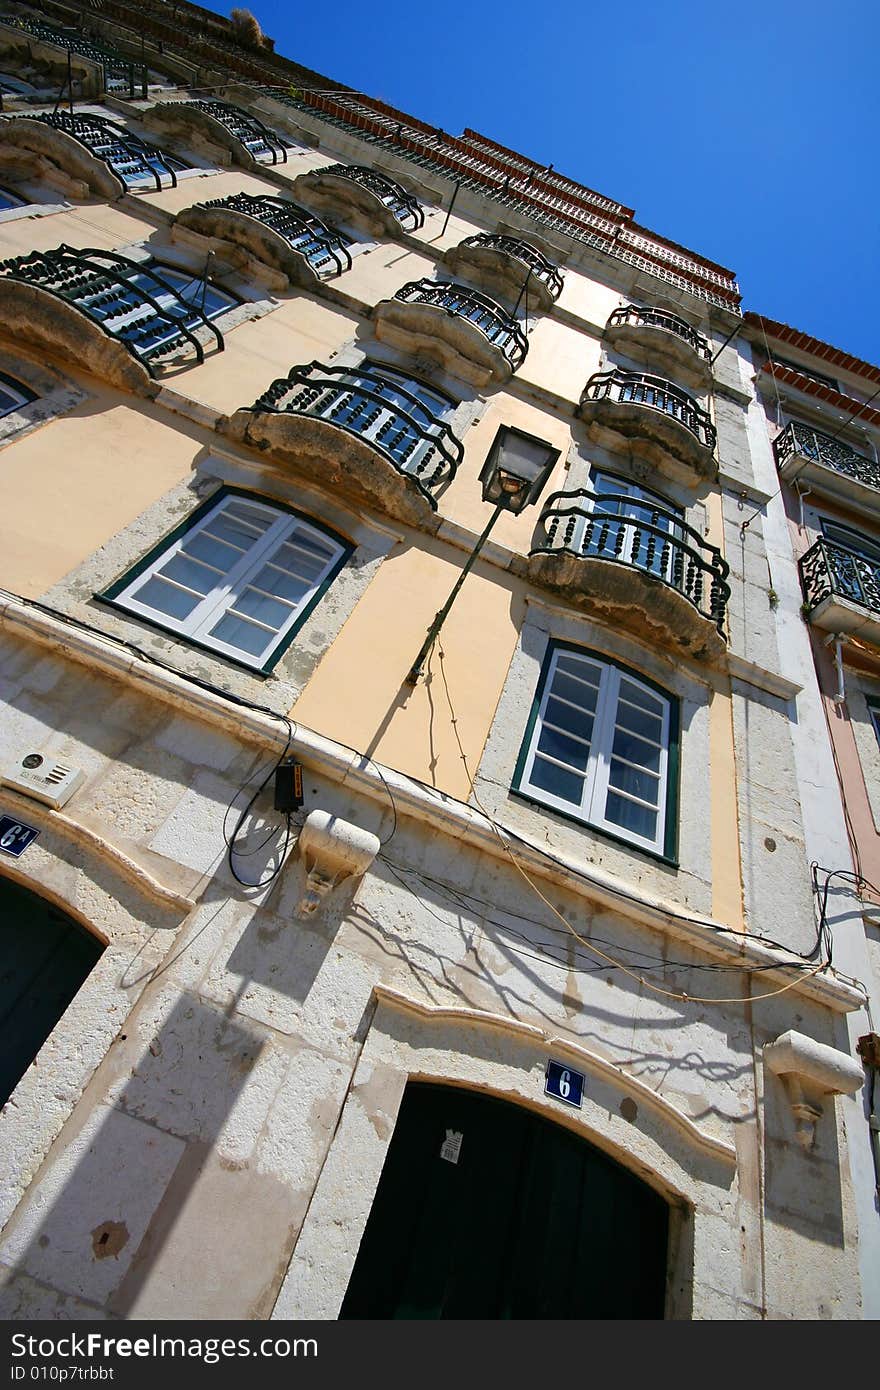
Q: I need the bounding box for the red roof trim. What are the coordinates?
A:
[745,313,880,387]
[759,361,880,427]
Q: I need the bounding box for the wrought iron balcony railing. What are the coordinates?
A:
[183,101,289,164]
[800,538,880,619]
[247,362,462,503]
[0,245,224,375]
[20,112,181,191]
[306,164,424,231]
[392,279,528,370]
[606,305,711,362]
[774,421,880,493]
[196,193,351,278]
[6,16,146,96]
[532,489,729,633]
[581,371,716,454]
[456,234,564,300]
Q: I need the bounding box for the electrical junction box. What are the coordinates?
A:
[2,751,85,809]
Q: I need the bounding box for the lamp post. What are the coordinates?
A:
[405,426,559,686]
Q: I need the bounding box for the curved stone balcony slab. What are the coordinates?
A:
[174,194,350,288]
[292,164,424,240]
[373,279,527,388]
[0,116,122,199]
[774,420,880,520]
[604,305,712,389]
[0,245,224,392]
[800,537,880,647]
[143,100,287,170]
[578,371,717,485]
[224,361,463,531]
[442,234,563,313]
[528,489,729,664]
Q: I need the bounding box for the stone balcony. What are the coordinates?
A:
[604,305,712,389]
[800,538,880,647]
[528,488,729,663]
[224,360,463,530]
[442,234,563,313]
[774,421,880,521]
[577,371,717,485]
[373,279,528,387]
[292,163,424,239]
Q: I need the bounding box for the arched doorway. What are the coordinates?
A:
[340,1081,670,1319]
[0,874,104,1108]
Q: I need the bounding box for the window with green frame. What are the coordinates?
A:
[868,697,880,750]
[103,489,351,672]
[513,643,679,859]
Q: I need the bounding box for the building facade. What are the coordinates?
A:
[0,0,875,1320]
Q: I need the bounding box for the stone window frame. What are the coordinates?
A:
[102,486,353,676]
[41,447,400,711]
[0,351,86,449]
[472,597,714,892]
[511,639,679,861]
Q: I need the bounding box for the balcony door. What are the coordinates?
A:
[577,471,683,583]
[340,1082,669,1319]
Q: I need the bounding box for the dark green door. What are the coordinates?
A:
[0,874,104,1107]
[341,1082,669,1319]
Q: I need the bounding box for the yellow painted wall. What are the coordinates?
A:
[180,294,362,412]
[0,202,153,258]
[438,395,572,548]
[0,393,204,596]
[292,539,526,799]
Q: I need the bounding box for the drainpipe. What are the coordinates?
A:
[795,481,812,531]
[825,633,847,705]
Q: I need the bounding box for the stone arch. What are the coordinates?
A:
[272,986,739,1320]
[0,796,193,1232]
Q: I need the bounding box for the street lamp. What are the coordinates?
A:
[405,425,559,686]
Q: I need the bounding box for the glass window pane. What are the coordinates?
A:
[618,677,664,716]
[228,587,293,631]
[158,552,221,595]
[607,759,660,805]
[131,574,203,621]
[604,792,658,842]
[615,700,663,745]
[530,756,584,806]
[208,612,271,657]
[542,696,595,744]
[612,727,662,773]
[536,726,591,772]
[550,669,600,712]
[252,563,310,605]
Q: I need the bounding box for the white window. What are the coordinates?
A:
[516,646,675,855]
[109,494,349,669]
[0,371,36,418]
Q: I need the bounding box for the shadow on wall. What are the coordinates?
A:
[0,990,303,1319]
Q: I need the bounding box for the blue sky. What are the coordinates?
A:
[230,0,879,362]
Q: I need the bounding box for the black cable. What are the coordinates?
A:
[226,717,294,889]
[381,855,825,978]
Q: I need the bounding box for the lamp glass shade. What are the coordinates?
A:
[480,426,560,514]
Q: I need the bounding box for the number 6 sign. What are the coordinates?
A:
[545,1059,585,1108]
[0,815,40,858]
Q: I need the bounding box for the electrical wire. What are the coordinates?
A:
[434,642,833,1006]
[0,590,858,974]
[225,716,294,890]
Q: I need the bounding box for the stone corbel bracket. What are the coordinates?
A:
[296,809,379,917]
[764,1029,863,1149]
